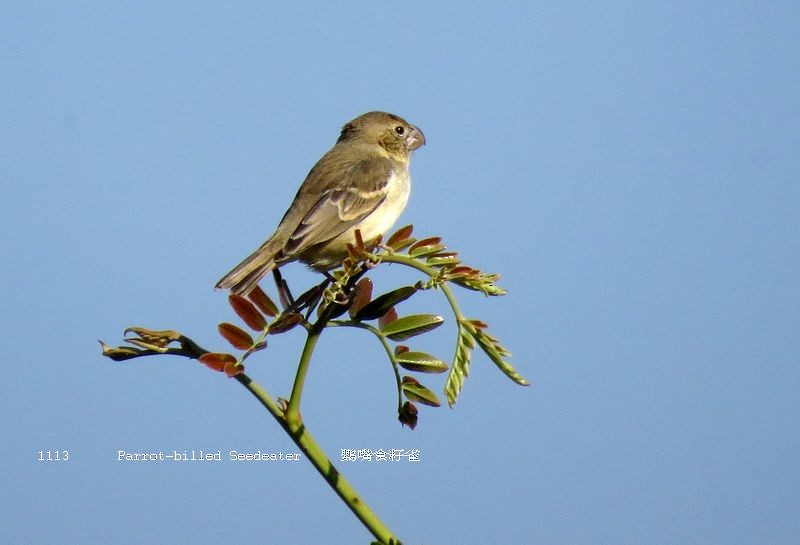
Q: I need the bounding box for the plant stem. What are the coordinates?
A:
[235,372,400,545]
[374,252,472,406]
[329,320,405,411]
[259,299,402,544]
[378,253,466,322]
[285,299,341,423]
[285,327,320,424]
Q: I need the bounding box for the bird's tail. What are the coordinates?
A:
[215,240,282,295]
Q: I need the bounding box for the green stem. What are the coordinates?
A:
[235,372,400,545]
[329,320,404,411]
[285,298,342,422]
[285,327,320,423]
[377,253,468,384]
[271,301,401,543]
[234,373,285,420]
[377,253,466,322]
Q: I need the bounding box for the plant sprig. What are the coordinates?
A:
[99,224,528,544]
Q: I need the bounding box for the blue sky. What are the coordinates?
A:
[2,2,799,544]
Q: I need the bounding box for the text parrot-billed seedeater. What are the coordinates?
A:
[216,111,426,295]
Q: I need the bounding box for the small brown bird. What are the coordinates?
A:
[216,111,426,295]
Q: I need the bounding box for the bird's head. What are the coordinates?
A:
[338,111,426,158]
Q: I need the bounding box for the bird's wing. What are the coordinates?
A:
[282,156,394,256]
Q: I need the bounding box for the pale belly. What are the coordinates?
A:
[302,170,411,269]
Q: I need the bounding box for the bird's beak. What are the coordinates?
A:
[406,125,426,151]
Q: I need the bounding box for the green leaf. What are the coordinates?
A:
[449,271,508,296]
[396,351,448,373]
[446,319,529,405]
[380,314,444,341]
[426,252,460,267]
[353,286,417,320]
[445,324,474,406]
[401,376,441,407]
[472,327,529,386]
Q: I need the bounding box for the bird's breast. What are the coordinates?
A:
[354,169,411,240]
[302,169,411,270]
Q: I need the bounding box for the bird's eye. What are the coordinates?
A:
[394,125,405,135]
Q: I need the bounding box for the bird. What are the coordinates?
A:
[216,111,426,295]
